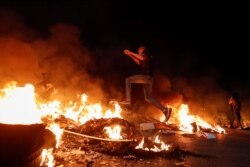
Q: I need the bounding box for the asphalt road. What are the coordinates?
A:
[160,128,250,167]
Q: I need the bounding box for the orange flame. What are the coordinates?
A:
[135,136,170,152]
[0,81,226,165]
[104,125,122,139]
[0,81,126,167]
[41,148,54,167]
[170,104,225,134]
[0,81,42,124]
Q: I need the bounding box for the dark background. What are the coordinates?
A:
[0,0,248,91]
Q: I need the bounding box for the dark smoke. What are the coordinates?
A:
[0,10,105,103]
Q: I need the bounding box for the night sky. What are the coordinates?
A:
[0,1,249,117]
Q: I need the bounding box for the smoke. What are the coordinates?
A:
[0,9,105,103]
[0,38,38,84]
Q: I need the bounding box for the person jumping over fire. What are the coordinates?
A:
[120,45,172,122]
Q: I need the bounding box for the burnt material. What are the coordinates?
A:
[76,118,141,154]
[79,118,138,140]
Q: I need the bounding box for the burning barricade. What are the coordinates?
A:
[0,81,228,166]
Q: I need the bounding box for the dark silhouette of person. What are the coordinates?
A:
[228,92,243,129]
[121,45,172,121]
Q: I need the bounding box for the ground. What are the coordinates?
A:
[51,123,250,167]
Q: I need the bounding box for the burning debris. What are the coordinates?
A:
[78,118,136,138]
[48,117,181,167]
[53,116,173,154]
[63,117,140,154]
[0,82,230,167]
[52,131,179,167]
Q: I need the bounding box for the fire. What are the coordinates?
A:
[177,104,196,133]
[47,123,64,148]
[39,95,122,125]
[41,148,54,167]
[104,125,122,139]
[0,81,226,166]
[153,136,170,151]
[0,81,123,128]
[171,104,225,134]
[135,136,170,152]
[0,81,124,167]
[0,81,42,124]
[59,100,122,125]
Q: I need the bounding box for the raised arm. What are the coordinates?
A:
[124,49,145,64]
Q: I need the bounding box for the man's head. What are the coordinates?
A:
[138,45,146,54]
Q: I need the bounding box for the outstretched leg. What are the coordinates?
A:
[143,83,171,121]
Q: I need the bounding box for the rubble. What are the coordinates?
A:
[49,116,227,166]
[50,117,181,166]
[53,132,183,167]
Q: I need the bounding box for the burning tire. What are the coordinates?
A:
[0,123,56,166]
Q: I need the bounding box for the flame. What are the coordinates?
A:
[47,123,64,148]
[135,136,170,152]
[170,104,225,134]
[0,81,42,124]
[0,81,226,166]
[0,81,124,167]
[0,81,123,130]
[177,104,196,133]
[41,148,54,167]
[104,125,122,139]
[40,96,122,125]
